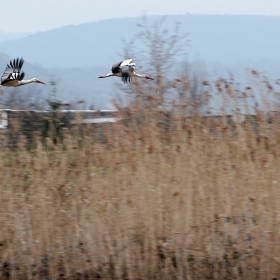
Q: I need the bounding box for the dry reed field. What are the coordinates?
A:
[1,72,280,280]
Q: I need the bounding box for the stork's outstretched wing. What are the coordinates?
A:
[1,58,25,85]
[120,59,134,67]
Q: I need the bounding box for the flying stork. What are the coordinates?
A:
[0,58,46,87]
[98,59,154,83]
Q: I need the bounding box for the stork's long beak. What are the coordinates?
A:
[37,80,46,85]
[146,75,154,80]
[98,76,106,78]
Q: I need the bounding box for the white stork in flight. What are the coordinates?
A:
[98,59,154,83]
[0,58,46,87]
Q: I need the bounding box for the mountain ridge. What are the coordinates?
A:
[1,14,280,68]
[0,14,279,107]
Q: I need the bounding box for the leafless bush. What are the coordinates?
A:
[119,15,207,116]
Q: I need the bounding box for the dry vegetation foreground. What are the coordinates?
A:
[1,104,280,280]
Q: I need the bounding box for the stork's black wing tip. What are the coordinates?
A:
[8,57,24,70]
[19,58,24,68]
[19,72,25,81]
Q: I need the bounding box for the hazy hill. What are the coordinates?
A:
[0,14,280,68]
[0,32,32,44]
[1,14,280,107]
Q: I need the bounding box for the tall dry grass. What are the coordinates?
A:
[1,72,280,279]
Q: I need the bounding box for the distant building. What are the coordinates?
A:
[0,108,119,130]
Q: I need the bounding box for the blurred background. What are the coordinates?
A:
[0,0,280,108]
[1,2,280,279]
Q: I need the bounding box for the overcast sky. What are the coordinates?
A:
[1,0,280,32]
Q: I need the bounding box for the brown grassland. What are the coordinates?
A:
[1,71,280,280]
